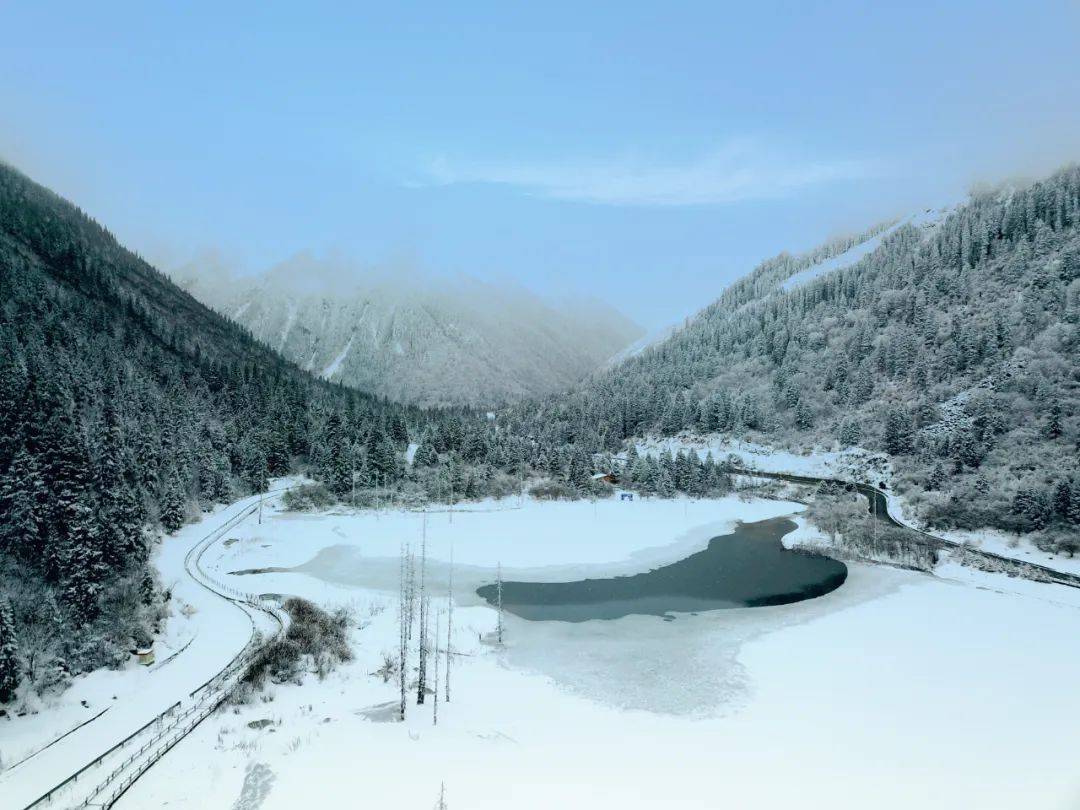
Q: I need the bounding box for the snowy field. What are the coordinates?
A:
[98,490,1080,810]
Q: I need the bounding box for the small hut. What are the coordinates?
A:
[134,646,155,666]
[591,472,619,485]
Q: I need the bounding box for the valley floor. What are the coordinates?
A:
[110,492,1080,809]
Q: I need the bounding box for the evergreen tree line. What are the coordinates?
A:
[4,160,1080,704]
[0,163,462,702]
[502,165,1080,551]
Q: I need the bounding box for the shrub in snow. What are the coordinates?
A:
[528,479,578,500]
[283,597,352,668]
[240,599,353,697]
[283,484,335,512]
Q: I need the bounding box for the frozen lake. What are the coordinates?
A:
[116,491,1080,809]
[477,516,847,621]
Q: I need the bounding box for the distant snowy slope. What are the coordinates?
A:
[173,257,643,407]
[781,205,953,291]
[780,222,903,291]
[610,207,953,369]
[605,321,680,367]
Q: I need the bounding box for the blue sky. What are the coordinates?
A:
[2,2,1079,328]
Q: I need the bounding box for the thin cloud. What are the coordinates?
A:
[417,140,883,206]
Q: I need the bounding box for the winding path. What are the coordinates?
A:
[734,468,1080,589]
[0,487,292,810]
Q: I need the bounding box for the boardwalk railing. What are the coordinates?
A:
[20,487,295,810]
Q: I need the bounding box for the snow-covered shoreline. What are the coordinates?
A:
[96,491,1080,810]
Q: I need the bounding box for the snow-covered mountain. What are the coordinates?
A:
[171,255,643,407]
[522,169,1080,545]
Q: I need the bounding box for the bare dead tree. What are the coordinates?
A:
[435,782,448,810]
[496,561,504,645]
[432,607,441,726]
[405,541,416,641]
[445,541,454,703]
[417,512,428,704]
[398,542,408,721]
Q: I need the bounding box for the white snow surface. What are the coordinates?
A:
[780,221,904,291]
[637,433,894,486]
[320,333,353,380]
[207,494,800,582]
[780,204,956,292]
[76,491,1080,810]
[277,302,297,352]
[0,484,298,809]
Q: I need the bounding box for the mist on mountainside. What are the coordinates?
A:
[169,253,643,407]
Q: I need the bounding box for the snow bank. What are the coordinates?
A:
[206,493,806,587]
[637,434,893,486]
[118,497,1080,810]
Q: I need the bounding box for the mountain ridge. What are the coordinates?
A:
[172,256,643,407]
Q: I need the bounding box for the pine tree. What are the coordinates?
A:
[656,465,675,498]
[95,407,146,569]
[1068,480,1080,525]
[239,434,269,493]
[1053,480,1072,520]
[388,412,409,447]
[368,425,400,484]
[883,406,914,456]
[926,463,947,491]
[461,431,488,463]
[0,597,19,703]
[160,469,187,532]
[1047,402,1063,439]
[566,448,591,491]
[413,439,438,467]
[794,400,813,430]
[60,496,107,621]
[321,413,352,496]
[0,445,45,560]
[838,420,861,447]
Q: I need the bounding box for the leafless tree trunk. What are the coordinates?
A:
[432,608,441,726]
[405,542,416,641]
[398,542,408,721]
[445,542,454,703]
[496,561,504,645]
[417,512,428,704]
